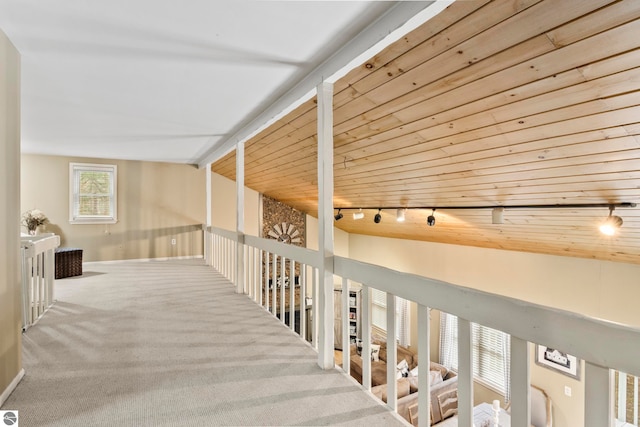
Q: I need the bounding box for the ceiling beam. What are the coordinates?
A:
[196,1,449,168]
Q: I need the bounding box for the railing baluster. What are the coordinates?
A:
[634,375,638,425]
[313,267,318,350]
[280,256,286,325]
[289,259,295,332]
[341,277,349,369]
[417,304,430,427]
[457,317,473,427]
[361,284,371,392]
[264,252,270,312]
[300,265,307,341]
[619,372,627,421]
[272,253,277,316]
[386,292,397,412]
[585,362,613,427]
[510,337,530,427]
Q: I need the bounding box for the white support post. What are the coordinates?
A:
[585,362,613,427]
[342,277,349,369]
[316,81,335,370]
[236,141,245,294]
[205,164,212,265]
[510,337,530,427]
[361,285,372,391]
[386,293,397,412]
[458,318,473,427]
[417,304,430,427]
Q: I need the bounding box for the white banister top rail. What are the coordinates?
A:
[208,226,238,241]
[21,233,60,257]
[334,255,640,377]
[244,235,321,269]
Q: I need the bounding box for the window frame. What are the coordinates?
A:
[69,162,118,224]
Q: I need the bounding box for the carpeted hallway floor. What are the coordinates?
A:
[2,259,405,426]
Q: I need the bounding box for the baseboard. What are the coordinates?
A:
[86,255,204,265]
[0,368,25,407]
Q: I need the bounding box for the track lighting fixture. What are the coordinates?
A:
[427,209,436,227]
[374,209,382,223]
[600,206,623,236]
[332,203,635,235]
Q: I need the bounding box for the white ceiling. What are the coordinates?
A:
[0,0,407,164]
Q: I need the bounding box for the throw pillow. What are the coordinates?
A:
[410,366,418,377]
[371,344,381,362]
[356,339,363,356]
[396,359,409,379]
[430,370,443,386]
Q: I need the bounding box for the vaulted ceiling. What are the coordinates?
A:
[211,0,640,264]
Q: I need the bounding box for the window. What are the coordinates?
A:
[440,312,511,398]
[69,163,117,224]
[371,289,410,347]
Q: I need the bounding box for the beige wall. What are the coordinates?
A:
[22,154,206,262]
[0,30,21,401]
[210,172,260,236]
[348,233,640,427]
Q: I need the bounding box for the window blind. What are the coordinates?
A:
[70,163,117,223]
[371,289,410,347]
[439,312,511,399]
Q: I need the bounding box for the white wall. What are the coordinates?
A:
[0,29,22,403]
[348,233,640,427]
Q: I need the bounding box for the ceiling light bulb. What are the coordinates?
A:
[374,209,382,223]
[396,208,406,222]
[600,214,623,236]
[353,209,364,220]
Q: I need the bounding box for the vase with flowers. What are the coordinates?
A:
[22,209,49,235]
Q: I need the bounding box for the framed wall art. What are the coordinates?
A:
[535,345,581,380]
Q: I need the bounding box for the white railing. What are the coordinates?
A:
[207,227,320,347]
[206,227,640,427]
[20,233,60,331]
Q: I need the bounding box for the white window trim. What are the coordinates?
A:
[371,288,411,347]
[69,162,118,224]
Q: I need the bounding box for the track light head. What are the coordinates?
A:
[427,209,436,227]
[353,209,364,220]
[600,207,623,236]
[374,209,382,223]
[334,209,343,221]
[396,208,406,222]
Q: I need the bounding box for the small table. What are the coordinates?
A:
[438,402,511,427]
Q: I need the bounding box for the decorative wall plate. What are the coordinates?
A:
[268,222,301,244]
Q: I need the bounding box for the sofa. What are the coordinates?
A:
[349,340,458,425]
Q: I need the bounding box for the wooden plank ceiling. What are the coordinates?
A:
[212,0,640,264]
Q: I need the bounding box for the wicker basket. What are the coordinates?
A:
[55,248,83,279]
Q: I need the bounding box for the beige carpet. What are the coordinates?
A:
[2,259,405,427]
